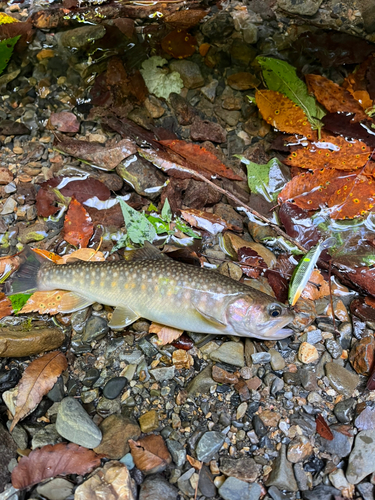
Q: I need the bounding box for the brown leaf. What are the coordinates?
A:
[225,232,277,268]
[0,293,12,320]
[149,322,184,345]
[63,197,94,248]
[10,351,68,431]
[180,209,231,235]
[316,414,334,441]
[11,442,103,489]
[161,29,196,59]
[301,269,330,301]
[129,435,172,474]
[187,454,203,470]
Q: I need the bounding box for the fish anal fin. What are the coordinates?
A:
[123,241,167,261]
[193,302,227,328]
[58,292,93,313]
[109,306,140,330]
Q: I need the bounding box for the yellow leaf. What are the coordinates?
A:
[0,13,19,24]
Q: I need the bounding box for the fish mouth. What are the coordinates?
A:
[249,313,295,340]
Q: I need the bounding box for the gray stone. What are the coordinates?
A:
[220,457,260,483]
[302,485,340,500]
[47,376,65,402]
[198,465,217,498]
[269,348,286,370]
[60,25,106,49]
[201,12,234,41]
[196,431,225,462]
[37,478,73,500]
[355,404,375,430]
[138,338,159,357]
[177,468,195,497]
[116,155,166,200]
[266,444,298,491]
[31,424,62,450]
[251,352,271,364]
[346,430,375,484]
[139,474,178,500]
[169,60,204,89]
[82,316,109,343]
[219,477,261,500]
[299,369,318,391]
[334,398,355,423]
[320,427,353,458]
[325,339,343,359]
[300,329,322,344]
[166,439,186,467]
[210,341,244,367]
[293,463,311,491]
[356,482,374,500]
[0,423,17,492]
[187,365,215,395]
[325,362,359,397]
[82,368,100,387]
[102,377,127,400]
[200,80,218,102]
[150,366,175,382]
[277,0,323,16]
[56,397,102,448]
[7,423,27,450]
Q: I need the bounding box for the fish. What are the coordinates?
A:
[4,243,295,340]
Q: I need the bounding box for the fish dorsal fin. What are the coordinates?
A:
[192,301,227,328]
[109,306,140,330]
[59,292,94,313]
[123,241,167,261]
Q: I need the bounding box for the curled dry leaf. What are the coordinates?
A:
[129,435,172,474]
[149,322,184,345]
[63,197,94,248]
[11,442,104,489]
[187,454,203,470]
[10,351,67,431]
[255,90,314,137]
[180,209,231,235]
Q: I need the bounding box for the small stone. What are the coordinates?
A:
[334,299,350,322]
[237,402,248,420]
[60,25,106,49]
[349,336,375,375]
[74,461,134,499]
[329,468,350,491]
[219,457,260,483]
[150,366,175,382]
[200,80,218,102]
[196,431,225,462]
[300,329,322,344]
[166,439,186,467]
[299,369,318,391]
[82,368,100,387]
[187,366,215,395]
[334,398,355,423]
[219,477,261,500]
[294,463,312,491]
[259,410,280,427]
[0,167,13,185]
[144,96,165,118]
[49,112,80,133]
[325,362,359,397]
[356,483,374,500]
[210,341,244,367]
[325,339,343,359]
[81,389,99,404]
[172,349,193,369]
[251,352,271,364]
[355,404,375,430]
[94,415,140,459]
[7,423,28,450]
[199,465,217,498]
[302,485,340,500]
[37,478,73,500]
[222,96,243,110]
[178,468,196,497]
[298,342,319,364]
[169,60,204,89]
[1,198,16,215]
[269,348,286,370]
[277,0,323,16]
[266,444,298,491]
[212,365,239,384]
[82,316,109,343]
[253,415,267,437]
[56,397,102,448]
[346,430,375,484]
[47,376,65,402]
[190,117,227,143]
[31,424,62,449]
[227,72,260,90]
[287,437,313,463]
[139,410,159,433]
[139,474,179,500]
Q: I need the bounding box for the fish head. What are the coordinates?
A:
[226,294,295,340]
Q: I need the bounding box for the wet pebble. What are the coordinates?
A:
[56,397,102,448]
[31,424,62,449]
[169,60,204,89]
[298,342,319,364]
[355,404,375,430]
[349,335,375,375]
[325,339,343,359]
[219,456,260,483]
[302,484,340,500]
[187,366,215,395]
[196,431,225,462]
[210,341,244,367]
[346,429,375,483]
[334,397,356,423]
[300,329,322,344]
[82,316,109,343]
[47,376,65,402]
[251,352,271,364]
[299,369,318,391]
[287,437,313,463]
[166,439,186,467]
[266,444,298,491]
[94,414,140,459]
[82,367,100,387]
[219,477,261,500]
[139,410,159,433]
[139,474,179,500]
[150,366,175,382]
[102,377,127,400]
[37,478,73,500]
[212,365,239,384]
[198,465,217,498]
[269,348,286,370]
[325,362,359,397]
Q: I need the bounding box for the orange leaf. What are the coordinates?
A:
[343,60,373,111]
[278,166,375,219]
[129,435,172,474]
[56,247,105,264]
[0,253,21,279]
[63,197,94,248]
[301,269,330,301]
[316,414,333,440]
[0,292,12,320]
[187,454,203,470]
[159,139,243,181]
[161,29,196,59]
[255,90,314,137]
[283,132,371,171]
[10,351,68,431]
[32,249,61,263]
[305,74,368,122]
[20,290,72,315]
[149,322,184,345]
[11,442,103,489]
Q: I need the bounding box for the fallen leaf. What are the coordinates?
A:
[180,209,231,235]
[238,156,288,201]
[129,435,172,474]
[0,120,30,135]
[187,454,203,470]
[283,133,371,171]
[367,57,375,101]
[57,247,105,264]
[278,167,375,219]
[301,269,330,301]
[10,351,67,431]
[164,9,208,29]
[0,19,33,53]
[343,59,373,111]
[63,197,94,248]
[54,135,137,170]
[0,326,65,358]
[161,29,196,59]
[32,249,61,263]
[59,178,111,204]
[149,322,183,345]
[159,139,243,181]
[238,247,267,279]
[316,414,334,440]
[305,74,368,122]
[255,90,314,137]
[322,113,375,148]
[11,442,103,489]
[225,232,277,268]
[9,293,32,314]
[20,290,72,315]
[0,293,12,320]
[279,202,321,249]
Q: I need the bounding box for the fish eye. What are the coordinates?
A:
[269,304,282,317]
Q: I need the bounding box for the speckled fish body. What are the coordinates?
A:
[6,246,295,339]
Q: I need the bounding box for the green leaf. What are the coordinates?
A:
[161,198,172,222]
[175,218,201,239]
[237,156,287,202]
[146,215,171,235]
[0,35,20,76]
[256,57,325,129]
[118,198,157,245]
[10,293,32,314]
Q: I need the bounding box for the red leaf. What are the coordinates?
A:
[63,197,94,248]
[0,293,12,320]
[11,443,104,489]
[316,414,334,440]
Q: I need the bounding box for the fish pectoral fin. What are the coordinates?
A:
[109,306,140,330]
[123,241,167,261]
[58,292,94,313]
[193,303,227,328]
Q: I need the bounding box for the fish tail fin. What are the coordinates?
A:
[4,247,47,296]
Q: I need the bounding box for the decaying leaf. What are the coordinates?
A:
[255,90,314,137]
[316,414,334,441]
[180,209,231,235]
[11,442,103,489]
[305,74,367,122]
[0,292,12,320]
[149,322,183,345]
[224,232,277,268]
[129,435,172,474]
[161,29,196,59]
[10,351,67,431]
[322,113,375,148]
[118,198,156,246]
[301,269,330,301]
[187,454,203,470]
[63,197,94,248]
[20,290,73,315]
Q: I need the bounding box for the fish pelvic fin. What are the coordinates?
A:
[4,247,47,296]
[123,241,167,261]
[109,306,140,330]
